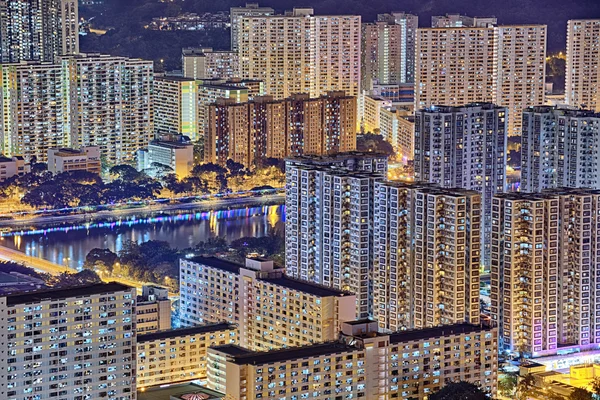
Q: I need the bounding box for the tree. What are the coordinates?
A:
[429,381,487,400]
[109,164,141,181]
[569,388,593,400]
[356,133,395,158]
[84,248,119,274]
[498,373,518,396]
[591,377,600,397]
[226,159,245,177]
[517,373,536,400]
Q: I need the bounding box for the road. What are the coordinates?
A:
[0,193,285,230]
[0,244,155,294]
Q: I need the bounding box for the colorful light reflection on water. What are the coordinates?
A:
[2,205,285,270]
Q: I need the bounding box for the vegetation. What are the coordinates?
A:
[429,381,488,400]
[0,260,102,288]
[498,371,518,397]
[356,134,395,158]
[569,388,593,400]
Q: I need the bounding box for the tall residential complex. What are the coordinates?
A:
[416,23,546,136]
[0,0,79,63]
[361,12,418,91]
[229,3,274,52]
[491,190,600,358]
[414,103,507,268]
[374,182,482,331]
[205,92,357,168]
[153,77,199,140]
[182,48,239,80]
[521,106,600,192]
[0,54,154,163]
[379,106,414,163]
[285,153,388,319]
[238,8,361,99]
[431,14,497,28]
[565,20,600,112]
[0,283,136,400]
[207,320,498,400]
[179,256,356,351]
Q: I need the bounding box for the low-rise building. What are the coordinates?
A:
[136,285,172,334]
[136,322,237,389]
[0,155,28,181]
[360,94,392,133]
[46,146,101,175]
[379,106,414,163]
[137,138,194,179]
[179,256,356,351]
[206,320,498,399]
[519,362,599,399]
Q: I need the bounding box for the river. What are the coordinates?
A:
[0,204,285,270]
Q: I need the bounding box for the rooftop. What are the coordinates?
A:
[137,323,235,343]
[155,75,196,82]
[389,323,494,344]
[149,140,193,149]
[211,342,359,365]
[137,382,224,400]
[262,276,349,297]
[5,282,133,306]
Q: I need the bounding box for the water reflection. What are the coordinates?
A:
[3,205,285,270]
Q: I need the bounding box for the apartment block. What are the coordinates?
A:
[238,9,361,99]
[521,106,600,192]
[431,14,497,28]
[566,20,600,112]
[0,283,136,400]
[153,76,200,140]
[379,106,414,163]
[197,82,249,139]
[285,153,387,319]
[207,320,498,400]
[205,92,357,168]
[136,323,236,389]
[182,48,239,80]
[360,95,392,133]
[179,256,356,351]
[492,190,600,358]
[47,146,101,175]
[229,3,274,52]
[361,12,418,91]
[416,23,546,136]
[136,285,172,334]
[0,0,79,63]
[414,103,507,268]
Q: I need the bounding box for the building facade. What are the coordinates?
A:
[491,190,600,357]
[47,146,101,175]
[229,3,274,52]
[414,103,507,267]
[0,0,79,63]
[238,9,361,99]
[179,256,356,351]
[153,76,199,140]
[182,48,239,80]
[138,139,194,179]
[521,106,600,192]
[0,155,27,181]
[136,285,172,334]
[565,20,600,112]
[379,106,414,163]
[0,283,136,400]
[136,323,237,389]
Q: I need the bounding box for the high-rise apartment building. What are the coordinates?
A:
[182,48,239,80]
[566,20,600,112]
[285,153,387,319]
[0,54,154,163]
[416,23,546,136]
[179,256,356,351]
[491,190,600,357]
[0,0,79,63]
[414,103,507,267]
[197,81,249,139]
[207,320,498,400]
[0,283,136,400]
[205,92,357,168]
[431,14,497,28]
[229,3,274,52]
[374,182,482,331]
[361,13,418,91]
[153,76,199,140]
[238,9,361,99]
[136,285,172,334]
[521,106,600,192]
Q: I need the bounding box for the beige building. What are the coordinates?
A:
[136,322,237,389]
[207,320,498,400]
[0,155,27,181]
[205,92,357,168]
[0,283,137,400]
[360,95,392,133]
[379,106,414,163]
[416,23,546,136]
[47,146,101,175]
[182,48,239,80]
[432,14,497,28]
[153,76,200,140]
[138,139,194,179]
[492,190,600,358]
[179,256,356,351]
[229,3,274,52]
[239,9,361,99]
[136,285,172,334]
[566,20,600,112]
[198,82,248,139]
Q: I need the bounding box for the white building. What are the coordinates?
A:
[0,283,136,400]
[179,256,356,351]
[229,3,274,52]
[414,103,507,268]
[137,139,194,179]
[431,14,497,28]
[285,153,388,319]
[238,9,361,99]
[182,48,239,80]
[379,106,414,163]
[47,146,101,175]
[521,106,600,192]
[136,285,172,334]
[0,155,28,181]
[566,20,600,112]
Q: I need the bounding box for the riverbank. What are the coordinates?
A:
[0,194,285,232]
